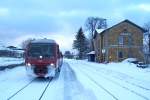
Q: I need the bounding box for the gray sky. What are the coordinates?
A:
[0,0,150,52]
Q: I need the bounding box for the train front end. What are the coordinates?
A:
[25,39,60,78]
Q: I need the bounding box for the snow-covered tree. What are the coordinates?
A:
[73,27,89,59]
[85,17,107,51]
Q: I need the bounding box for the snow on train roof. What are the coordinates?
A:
[31,39,56,44]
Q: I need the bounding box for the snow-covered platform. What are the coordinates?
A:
[0,57,24,70]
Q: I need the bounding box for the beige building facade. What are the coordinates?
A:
[93,20,146,62]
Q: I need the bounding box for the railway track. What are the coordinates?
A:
[38,77,53,100]
[7,77,53,100]
[71,62,150,100]
[81,62,150,91]
[91,70,150,100]
[7,78,36,100]
[70,64,118,100]
[82,70,119,100]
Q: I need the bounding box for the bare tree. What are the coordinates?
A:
[85,17,107,51]
[21,38,34,49]
[143,21,150,63]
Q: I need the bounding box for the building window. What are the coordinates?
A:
[128,36,132,45]
[118,36,124,45]
[118,51,123,58]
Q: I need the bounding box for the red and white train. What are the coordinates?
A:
[25,39,63,78]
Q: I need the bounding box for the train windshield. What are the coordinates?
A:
[28,43,55,58]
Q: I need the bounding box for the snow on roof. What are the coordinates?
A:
[0,46,24,54]
[87,51,95,55]
[96,29,105,34]
[0,46,9,50]
[31,39,56,44]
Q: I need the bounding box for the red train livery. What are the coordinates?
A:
[25,39,63,78]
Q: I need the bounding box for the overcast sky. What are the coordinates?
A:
[0,0,150,52]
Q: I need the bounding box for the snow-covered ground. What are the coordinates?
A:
[0,57,24,67]
[0,59,150,100]
[68,59,150,100]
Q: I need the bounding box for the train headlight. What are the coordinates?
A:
[39,56,43,59]
[26,63,31,66]
[48,63,55,68]
[50,63,54,66]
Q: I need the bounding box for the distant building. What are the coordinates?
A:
[0,45,24,58]
[64,51,73,59]
[93,19,146,62]
[87,51,95,62]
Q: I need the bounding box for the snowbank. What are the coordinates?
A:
[0,57,24,70]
